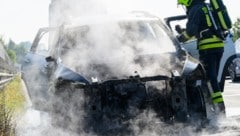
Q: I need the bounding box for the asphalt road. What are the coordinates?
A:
[223,78,240,118]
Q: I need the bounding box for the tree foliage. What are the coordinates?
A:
[0,36,4,45]
[6,39,28,63]
[7,40,16,51]
[232,18,240,42]
[0,37,29,64]
[6,49,16,63]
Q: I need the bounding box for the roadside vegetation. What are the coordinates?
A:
[0,75,26,136]
[0,37,28,136]
[0,36,30,64]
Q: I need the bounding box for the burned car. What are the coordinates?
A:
[22,13,219,135]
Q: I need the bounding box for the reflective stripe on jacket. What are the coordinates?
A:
[184,1,224,50]
[198,35,224,50]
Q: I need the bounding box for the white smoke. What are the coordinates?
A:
[60,21,178,81]
[49,0,182,83]
[49,0,184,27]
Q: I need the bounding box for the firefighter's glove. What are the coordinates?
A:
[211,92,224,104]
[177,33,188,43]
[175,25,185,34]
[177,30,191,43]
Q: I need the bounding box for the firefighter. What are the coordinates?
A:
[176,0,225,113]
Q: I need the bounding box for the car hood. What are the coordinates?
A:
[56,51,199,83]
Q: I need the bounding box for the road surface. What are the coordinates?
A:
[223,79,240,118]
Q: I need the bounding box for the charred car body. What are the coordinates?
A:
[22,12,220,134]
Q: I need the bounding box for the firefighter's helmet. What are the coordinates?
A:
[177,0,193,6]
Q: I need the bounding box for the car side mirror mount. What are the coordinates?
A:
[45,56,55,62]
[175,25,185,34]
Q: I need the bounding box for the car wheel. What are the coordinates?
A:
[228,59,240,82]
[231,71,240,82]
[186,81,209,122]
[229,66,240,82]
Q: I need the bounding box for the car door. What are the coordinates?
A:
[21,27,56,111]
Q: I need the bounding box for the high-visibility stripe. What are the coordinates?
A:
[211,92,222,98]
[212,0,219,9]
[211,91,224,104]
[199,36,222,44]
[218,11,228,30]
[198,36,224,50]
[202,7,212,27]
[199,42,224,50]
[206,14,212,27]
[212,97,224,104]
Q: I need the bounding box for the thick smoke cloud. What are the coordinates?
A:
[60,22,178,81]
[49,0,184,27]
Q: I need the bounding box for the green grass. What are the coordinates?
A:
[0,75,26,136]
[1,75,26,111]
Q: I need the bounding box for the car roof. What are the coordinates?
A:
[63,12,161,29]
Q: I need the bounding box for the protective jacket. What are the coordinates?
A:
[178,1,224,54]
[177,0,225,106]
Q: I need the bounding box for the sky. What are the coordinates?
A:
[0,0,239,43]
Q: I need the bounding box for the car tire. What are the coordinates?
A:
[228,59,240,82]
[186,79,211,122]
[231,71,240,82]
[229,66,240,82]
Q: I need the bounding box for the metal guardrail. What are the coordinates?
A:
[0,73,14,77]
[0,72,14,88]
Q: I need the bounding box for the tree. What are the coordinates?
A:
[0,36,4,45]
[232,18,240,42]
[7,39,16,51]
[6,49,16,63]
[6,40,28,63]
